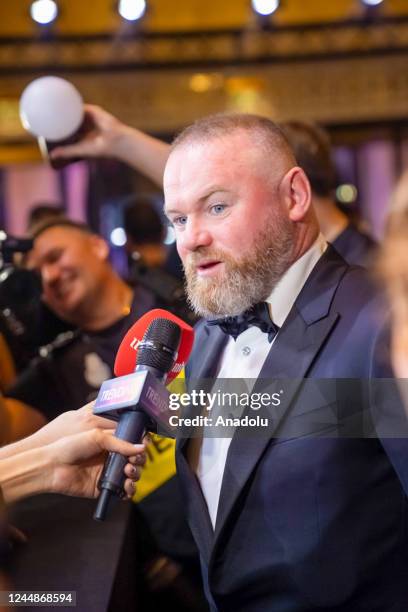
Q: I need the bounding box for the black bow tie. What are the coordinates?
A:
[207,302,279,343]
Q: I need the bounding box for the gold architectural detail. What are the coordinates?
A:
[1,19,408,161]
[0,18,408,70]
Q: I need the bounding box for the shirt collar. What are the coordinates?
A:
[266,233,327,328]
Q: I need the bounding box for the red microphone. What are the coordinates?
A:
[114,308,194,383]
[93,310,194,521]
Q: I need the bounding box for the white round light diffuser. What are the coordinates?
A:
[19,76,84,141]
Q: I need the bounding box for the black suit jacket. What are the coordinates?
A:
[332,222,377,267]
[177,247,408,612]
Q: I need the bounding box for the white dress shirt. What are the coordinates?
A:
[195,234,327,528]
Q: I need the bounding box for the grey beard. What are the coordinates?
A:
[184,220,295,317]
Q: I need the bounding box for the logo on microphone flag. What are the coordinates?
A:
[95,372,144,412]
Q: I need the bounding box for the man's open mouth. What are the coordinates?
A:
[196,261,222,275]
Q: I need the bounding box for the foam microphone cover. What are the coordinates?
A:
[114,309,194,383]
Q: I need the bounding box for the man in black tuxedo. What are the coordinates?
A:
[162,113,408,612]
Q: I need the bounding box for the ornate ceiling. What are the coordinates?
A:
[1,0,408,163]
[1,0,408,34]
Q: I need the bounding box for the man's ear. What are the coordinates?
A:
[279,166,312,222]
[90,235,109,261]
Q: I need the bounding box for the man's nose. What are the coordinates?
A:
[179,220,212,253]
[41,263,60,286]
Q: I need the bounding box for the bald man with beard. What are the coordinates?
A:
[162,113,408,612]
[52,109,408,612]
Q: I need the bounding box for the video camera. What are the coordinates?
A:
[0,232,69,373]
[0,231,33,266]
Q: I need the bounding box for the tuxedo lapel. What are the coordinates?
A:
[175,326,229,561]
[187,324,229,381]
[177,326,228,452]
[176,451,214,565]
[211,247,349,556]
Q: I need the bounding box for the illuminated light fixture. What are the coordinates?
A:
[110,227,127,247]
[30,0,58,25]
[189,73,224,93]
[361,0,384,5]
[190,74,212,93]
[251,0,280,17]
[336,184,358,204]
[118,0,146,21]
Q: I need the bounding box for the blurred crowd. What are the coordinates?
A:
[1,106,408,612]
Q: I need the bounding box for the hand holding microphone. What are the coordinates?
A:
[93,309,194,521]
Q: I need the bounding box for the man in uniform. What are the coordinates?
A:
[7,218,155,418]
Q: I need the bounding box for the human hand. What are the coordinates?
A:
[0,402,115,460]
[50,104,128,161]
[49,103,169,186]
[46,427,146,499]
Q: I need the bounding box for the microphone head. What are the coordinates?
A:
[114,309,194,383]
[137,317,181,374]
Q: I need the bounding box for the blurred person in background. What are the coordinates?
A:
[281,121,376,266]
[0,204,68,389]
[377,170,408,378]
[6,218,154,422]
[0,232,42,388]
[0,216,150,460]
[26,204,74,359]
[123,195,196,325]
[123,195,166,268]
[26,203,65,234]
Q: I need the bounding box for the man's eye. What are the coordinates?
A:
[211,204,226,215]
[173,216,188,227]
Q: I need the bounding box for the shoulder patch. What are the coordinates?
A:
[38,330,80,358]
